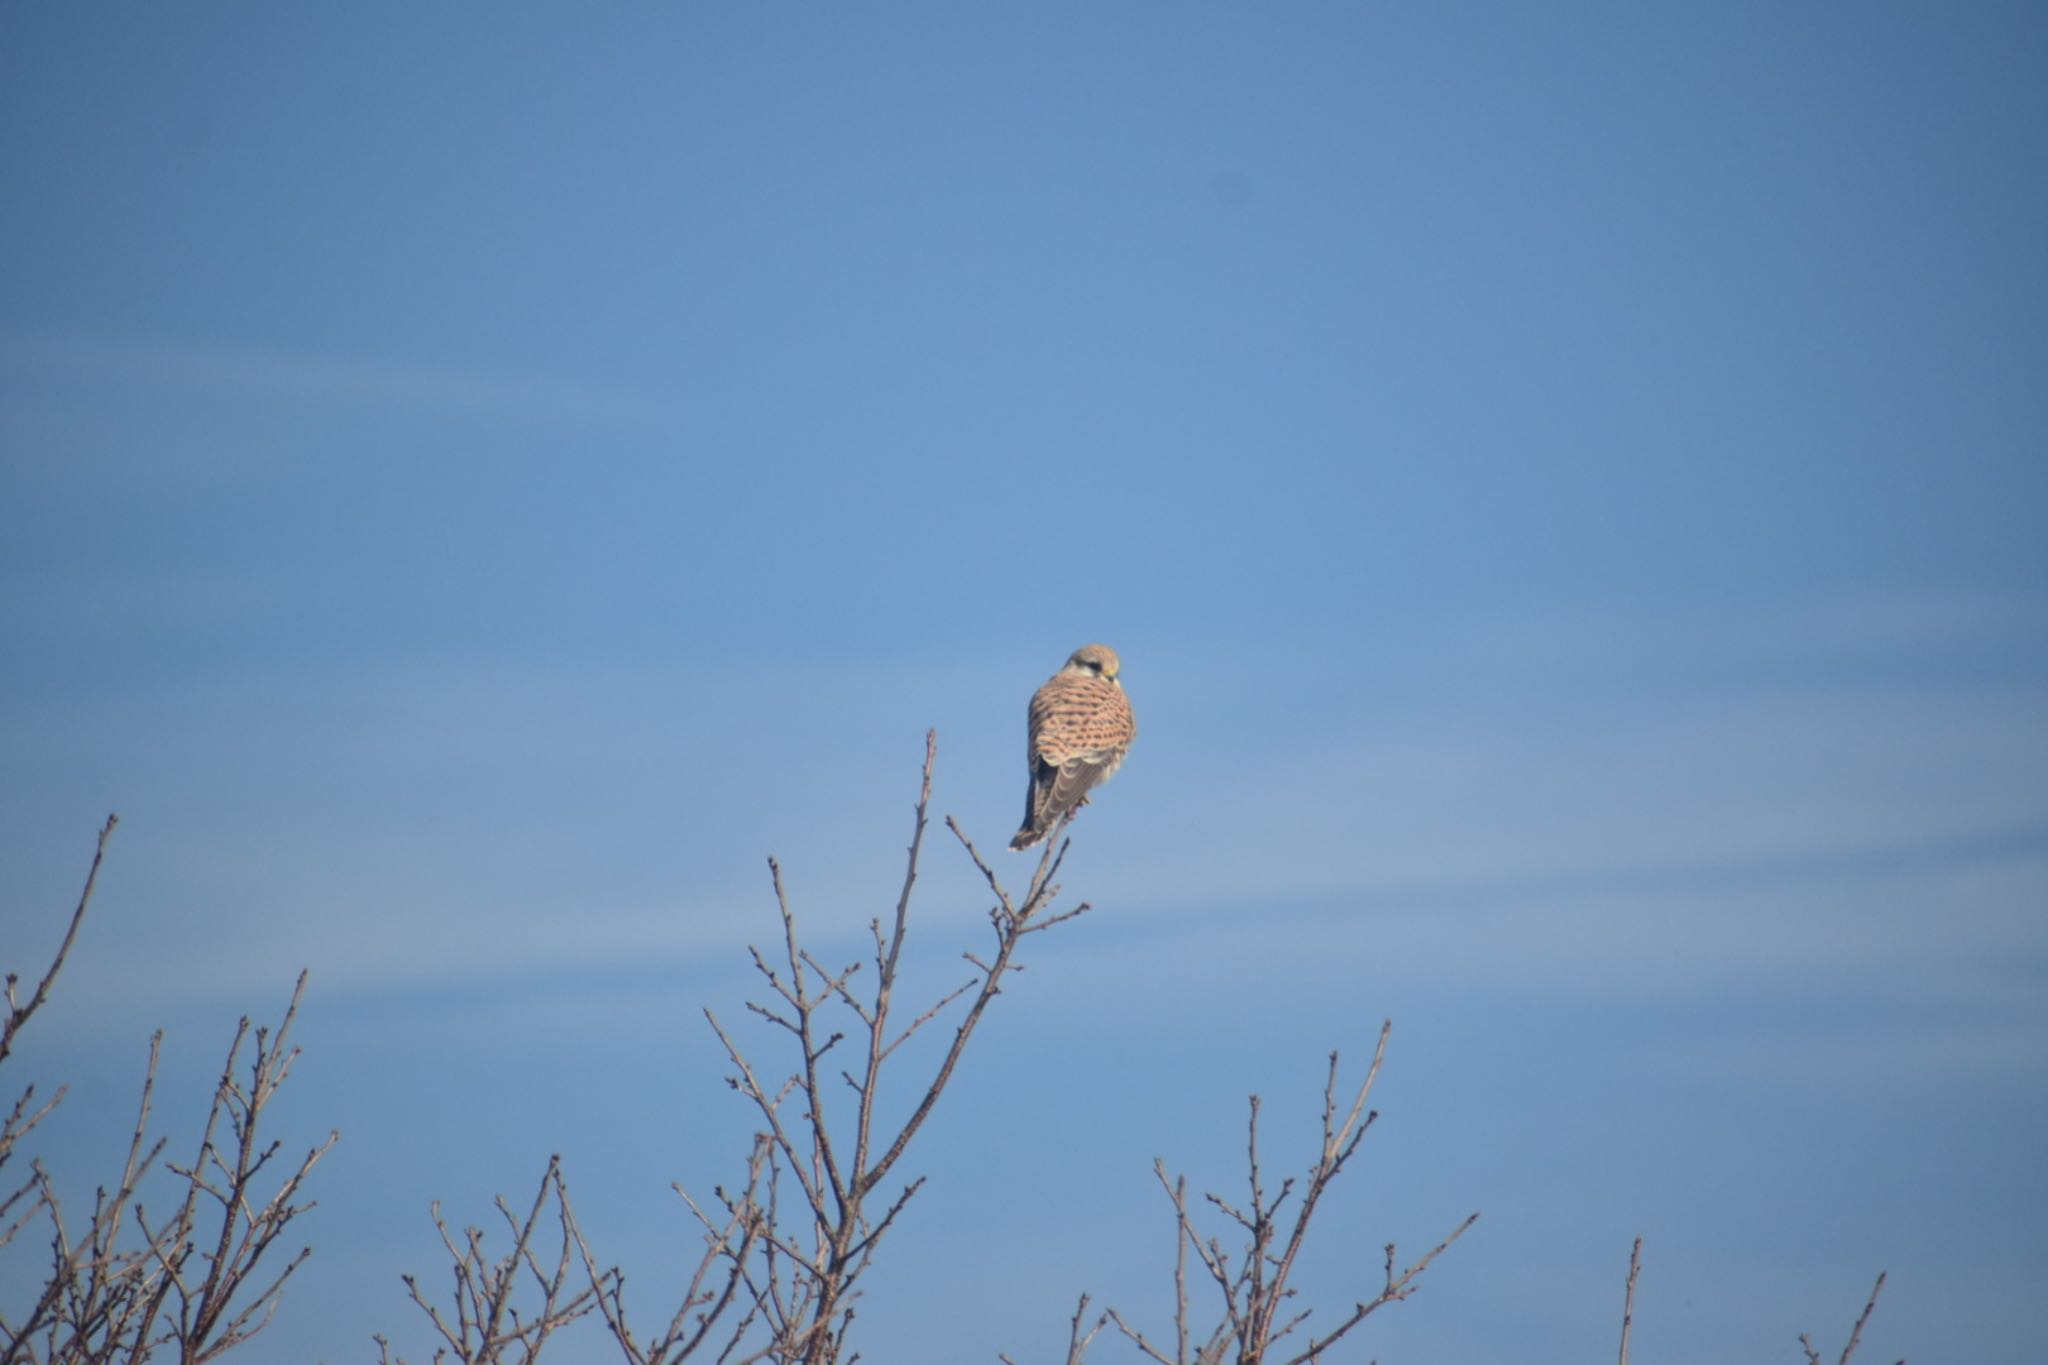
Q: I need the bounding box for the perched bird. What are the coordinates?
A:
[1010,643,1137,850]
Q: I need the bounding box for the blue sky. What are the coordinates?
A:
[4,5,2046,1362]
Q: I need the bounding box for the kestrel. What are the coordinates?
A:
[1010,643,1137,851]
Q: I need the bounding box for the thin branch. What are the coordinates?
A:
[1818,1277,1892,1365]
[2,813,118,1066]
[1103,1305,1178,1365]
[1618,1237,1643,1365]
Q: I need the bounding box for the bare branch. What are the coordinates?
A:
[2,815,118,1068]
[1104,1304,1179,1365]
[1618,1237,1643,1365]
[1801,1270,1896,1365]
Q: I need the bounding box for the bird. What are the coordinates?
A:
[1010,643,1137,850]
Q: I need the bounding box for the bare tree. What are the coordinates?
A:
[610,731,1094,1363]
[1060,1023,1475,1365]
[6,775,1903,1364]
[1,817,337,1365]
[389,733,1097,1365]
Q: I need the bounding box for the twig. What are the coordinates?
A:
[1618,1237,1643,1365]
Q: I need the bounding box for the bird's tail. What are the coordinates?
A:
[1011,765,1049,849]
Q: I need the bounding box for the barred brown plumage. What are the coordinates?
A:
[1010,643,1137,850]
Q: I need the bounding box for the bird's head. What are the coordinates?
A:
[1067,643,1123,684]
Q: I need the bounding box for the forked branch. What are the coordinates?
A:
[1799,1270,1901,1365]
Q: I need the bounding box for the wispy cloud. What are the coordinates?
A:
[0,326,663,426]
[12,597,2045,1056]
[1114,589,2048,914]
[1110,685,2048,915]
[1,655,1015,1021]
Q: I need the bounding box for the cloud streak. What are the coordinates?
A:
[11,597,2045,1071]
[0,326,663,427]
